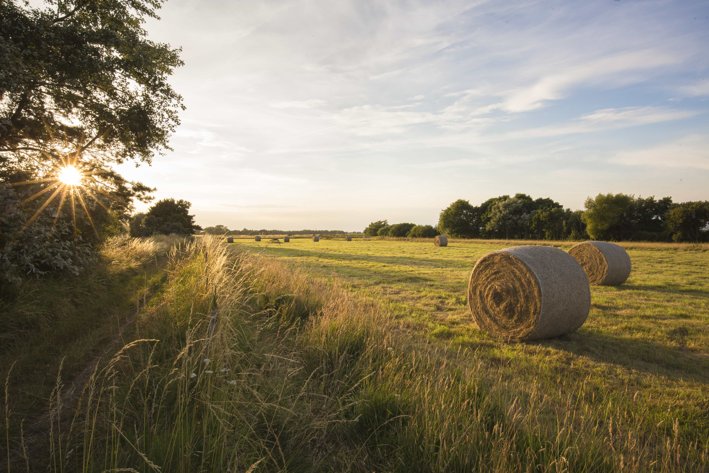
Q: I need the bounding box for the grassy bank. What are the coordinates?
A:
[3,236,706,471]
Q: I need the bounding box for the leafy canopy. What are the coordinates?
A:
[1,0,184,173]
[130,199,199,236]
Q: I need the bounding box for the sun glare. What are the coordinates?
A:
[58,165,83,186]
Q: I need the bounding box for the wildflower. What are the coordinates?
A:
[203,358,210,365]
[190,372,197,379]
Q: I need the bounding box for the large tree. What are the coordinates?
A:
[1,0,183,170]
[438,199,481,238]
[130,199,199,236]
[665,201,709,242]
[0,0,183,281]
[582,193,635,240]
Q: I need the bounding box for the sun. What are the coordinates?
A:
[58,165,83,186]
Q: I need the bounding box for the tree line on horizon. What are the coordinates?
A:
[365,193,709,243]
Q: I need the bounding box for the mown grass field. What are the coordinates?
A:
[234,237,709,452]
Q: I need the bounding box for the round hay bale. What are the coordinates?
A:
[467,246,590,341]
[284,236,290,243]
[568,241,631,285]
[313,235,320,242]
[434,235,448,247]
[346,236,352,241]
[255,236,262,242]
[226,236,234,243]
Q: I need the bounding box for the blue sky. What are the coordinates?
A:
[115,0,709,231]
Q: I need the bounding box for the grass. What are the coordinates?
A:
[233,237,709,467]
[2,235,707,472]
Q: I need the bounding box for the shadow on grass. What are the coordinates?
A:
[614,283,709,299]
[251,245,473,270]
[541,330,709,384]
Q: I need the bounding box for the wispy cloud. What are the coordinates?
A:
[127,0,709,228]
[614,135,709,171]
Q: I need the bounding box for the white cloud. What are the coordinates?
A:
[676,79,709,97]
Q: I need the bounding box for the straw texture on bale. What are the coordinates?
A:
[313,235,320,242]
[467,246,590,341]
[254,236,261,242]
[284,236,290,242]
[226,236,234,243]
[568,241,631,285]
[434,235,448,247]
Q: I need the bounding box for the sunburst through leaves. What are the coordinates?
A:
[12,157,113,237]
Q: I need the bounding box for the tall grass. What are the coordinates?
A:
[3,236,706,472]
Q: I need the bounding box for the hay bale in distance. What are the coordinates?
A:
[434,235,448,247]
[346,236,352,241]
[284,236,290,243]
[467,246,590,341]
[226,236,234,243]
[255,235,262,242]
[313,235,320,242]
[568,241,631,285]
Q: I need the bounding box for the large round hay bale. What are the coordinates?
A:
[284,236,290,243]
[255,236,262,242]
[346,236,352,241]
[226,236,234,243]
[568,241,631,285]
[467,246,590,341]
[313,235,320,242]
[434,235,448,247]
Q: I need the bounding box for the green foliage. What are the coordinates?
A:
[438,199,481,237]
[0,0,181,282]
[582,193,632,240]
[387,222,416,237]
[407,224,437,238]
[377,224,391,236]
[0,0,183,166]
[364,220,388,237]
[203,224,230,235]
[130,198,199,236]
[666,201,709,242]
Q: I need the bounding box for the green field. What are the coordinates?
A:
[235,237,709,446]
[3,236,707,472]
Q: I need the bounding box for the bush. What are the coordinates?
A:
[408,225,437,238]
[1,182,96,291]
[387,223,416,237]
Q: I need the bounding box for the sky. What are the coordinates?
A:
[114,0,709,231]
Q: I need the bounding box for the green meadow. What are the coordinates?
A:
[2,236,707,472]
[235,237,709,453]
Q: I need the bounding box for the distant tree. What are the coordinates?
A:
[408,224,437,238]
[364,220,388,237]
[438,199,481,238]
[203,225,230,235]
[582,193,634,240]
[129,213,149,237]
[137,199,199,236]
[376,224,391,237]
[627,196,673,241]
[530,207,566,240]
[665,201,709,242]
[484,194,538,239]
[388,223,416,237]
[564,210,588,240]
